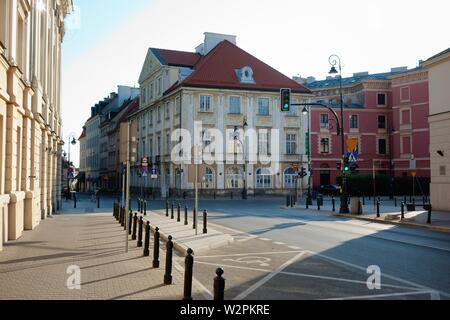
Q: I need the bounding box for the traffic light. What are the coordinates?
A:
[343,157,350,172]
[350,163,359,173]
[280,88,291,112]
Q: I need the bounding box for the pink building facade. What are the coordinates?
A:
[303,67,430,191]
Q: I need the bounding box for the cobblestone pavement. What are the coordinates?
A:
[0,214,206,300]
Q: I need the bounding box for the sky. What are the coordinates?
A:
[61,0,450,167]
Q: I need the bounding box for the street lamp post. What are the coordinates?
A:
[302,107,313,205]
[234,118,248,200]
[329,54,350,214]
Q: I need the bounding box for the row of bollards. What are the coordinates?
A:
[113,203,226,301]
[164,201,208,235]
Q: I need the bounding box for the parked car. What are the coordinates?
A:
[318,185,340,196]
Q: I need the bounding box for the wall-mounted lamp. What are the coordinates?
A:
[437,150,445,157]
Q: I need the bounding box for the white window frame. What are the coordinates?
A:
[200,95,212,112]
[286,134,297,155]
[229,96,241,114]
[258,98,270,116]
[256,168,272,189]
[320,114,329,129]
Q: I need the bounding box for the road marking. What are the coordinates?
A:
[288,246,302,250]
[306,250,450,299]
[260,238,272,241]
[224,256,272,267]
[233,252,308,300]
[322,290,435,300]
[274,242,286,246]
[195,261,419,291]
[195,250,304,259]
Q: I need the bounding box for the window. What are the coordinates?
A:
[286,134,297,155]
[175,97,181,114]
[378,115,386,129]
[150,83,154,99]
[157,136,161,155]
[158,78,162,94]
[200,95,211,112]
[166,134,170,154]
[320,138,330,154]
[142,88,147,104]
[203,129,212,147]
[402,136,411,154]
[320,114,329,129]
[350,115,359,129]
[258,131,270,155]
[256,168,272,189]
[227,167,242,189]
[378,139,387,155]
[229,96,241,114]
[377,93,386,105]
[149,139,153,157]
[204,167,215,188]
[284,168,297,189]
[401,110,410,125]
[401,87,410,101]
[258,98,269,115]
[157,106,162,122]
[165,102,170,119]
[149,111,153,126]
[440,166,446,176]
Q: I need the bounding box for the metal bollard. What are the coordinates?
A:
[183,248,194,301]
[143,221,150,257]
[138,198,141,213]
[306,197,309,209]
[317,198,321,211]
[144,200,147,216]
[427,205,432,224]
[203,210,208,234]
[128,211,132,234]
[184,205,188,226]
[377,200,380,218]
[132,213,138,241]
[332,197,336,212]
[401,202,405,220]
[164,236,174,285]
[153,227,160,268]
[290,195,294,208]
[137,216,143,247]
[395,197,397,207]
[166,200,169,217]
[171,202,174,220]
[286,195,290,207]
[193,208,196,230]
[73,193,77,209]
[358,200,362,215]
[121,207,125,227]
[214,268,225,301]
[177,204,181,222]
[362,196,365,206]
[97,196,100,209]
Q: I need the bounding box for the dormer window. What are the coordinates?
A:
[235,66,256,84]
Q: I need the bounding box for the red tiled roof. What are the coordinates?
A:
[165,40,311,95]
[151,48,202,68]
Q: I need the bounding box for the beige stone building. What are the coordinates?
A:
[131,33,312,197]
[0,0,72,251]
[423,48,450,211]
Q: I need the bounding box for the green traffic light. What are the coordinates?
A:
[283,104,289,110]
[344,166,350,172]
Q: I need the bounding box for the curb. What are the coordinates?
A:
[280,206,450,233]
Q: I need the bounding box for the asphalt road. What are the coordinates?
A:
[148,197,450,299]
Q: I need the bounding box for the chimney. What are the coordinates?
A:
[195,32,237,55]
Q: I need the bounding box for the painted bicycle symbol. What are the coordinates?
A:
[223,256,272,267]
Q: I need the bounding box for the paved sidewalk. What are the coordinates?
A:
[0,214,207,300]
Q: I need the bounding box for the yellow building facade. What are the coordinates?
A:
[0,0,72,251]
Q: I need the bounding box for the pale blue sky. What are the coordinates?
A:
[62,0,449,167]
